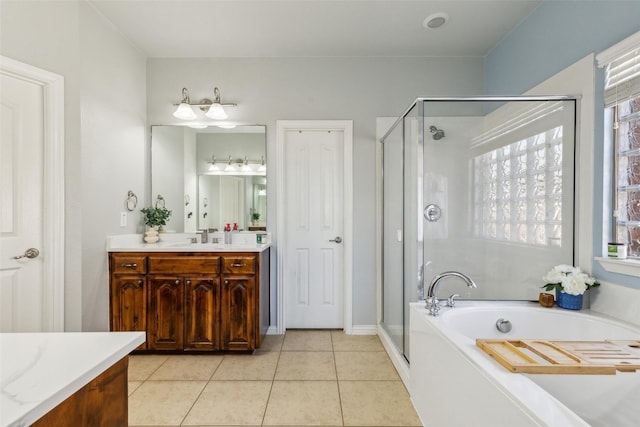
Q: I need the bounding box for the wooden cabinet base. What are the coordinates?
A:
[32,357,129,427]
[110,250,270,353]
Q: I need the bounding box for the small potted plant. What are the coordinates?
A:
[541,264,600,310]
[141,206,172,243]
[251,212,261,226]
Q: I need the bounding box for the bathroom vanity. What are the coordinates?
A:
[108,236,270,353]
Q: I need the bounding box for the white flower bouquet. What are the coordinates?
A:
[541,264,600,296]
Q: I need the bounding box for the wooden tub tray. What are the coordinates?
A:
[476,339,640,375]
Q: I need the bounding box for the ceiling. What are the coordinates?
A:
[88,0,541,58]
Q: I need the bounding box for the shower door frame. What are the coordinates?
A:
[378,95,579,365]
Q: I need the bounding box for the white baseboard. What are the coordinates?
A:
[266,326,280,335]
[349,324,378,335]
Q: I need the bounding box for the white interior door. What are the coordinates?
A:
[284,129,344,328]
[0,73,46,332]
[220,175,245,229]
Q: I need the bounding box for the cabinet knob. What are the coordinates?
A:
[186,280,191,285]
[121,263,138,269]
[137,280,143,285]
[225,280,229,285]
[175,280,180,285]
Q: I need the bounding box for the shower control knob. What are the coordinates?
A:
[424,204,442,222]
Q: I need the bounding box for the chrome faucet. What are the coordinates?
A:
[425,271,477,316]
[197,229,208,244]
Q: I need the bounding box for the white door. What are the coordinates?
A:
[220,176,245,229]
[284,130,344,328]
[0,73,46,332]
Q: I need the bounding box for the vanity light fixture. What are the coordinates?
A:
[224,156,236,172]
[173,88,197,120]
[207,154,267,175]
[205,88,228,120]
[241,156,252,172]
[172,87,236,121]
[208,156,220,171]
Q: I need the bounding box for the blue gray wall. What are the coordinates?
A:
[485,0,640,287]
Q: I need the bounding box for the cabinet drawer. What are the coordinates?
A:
[148,256,220,274]
[222,256,256,274]
[111,255,146,274]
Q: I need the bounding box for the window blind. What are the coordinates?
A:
[597,31,640,106]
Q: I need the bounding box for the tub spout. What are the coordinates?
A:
[425,271,477,316]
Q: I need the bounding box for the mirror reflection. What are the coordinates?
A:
[151,125,266,232]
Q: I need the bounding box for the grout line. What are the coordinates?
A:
[261,332,284,426]
[331,331,346,426]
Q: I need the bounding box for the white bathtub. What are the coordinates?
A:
[409,301,640,427]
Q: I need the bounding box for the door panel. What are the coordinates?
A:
[148,277,184,350]
[222,276,254,350]
[184,277,220,351]
[0,73,44,332]
[285,130,344,328]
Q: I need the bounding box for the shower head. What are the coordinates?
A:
[429,125,445,140]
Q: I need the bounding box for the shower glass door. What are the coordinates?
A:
[381,97,577,364]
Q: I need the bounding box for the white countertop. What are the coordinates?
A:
[106,233,271,253]
[0,332,145,427]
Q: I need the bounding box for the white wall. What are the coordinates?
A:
[79,2,147,331]
[1,1,148,331]
[148,57,484,326]
[1,0,83,330]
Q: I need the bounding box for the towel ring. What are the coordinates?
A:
[126,190,138,211]
[155,194,166,209]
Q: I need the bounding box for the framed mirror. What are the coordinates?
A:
[151,125,267,232]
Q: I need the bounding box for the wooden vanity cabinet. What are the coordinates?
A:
[184,277,221,351]
[109,255,147,350]
[221,256,257,351]
[108,250,269,353]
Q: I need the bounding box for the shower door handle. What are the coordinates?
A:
[329,236,342,244]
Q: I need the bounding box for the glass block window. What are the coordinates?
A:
[614,96,640,258]
[473,126,564,246]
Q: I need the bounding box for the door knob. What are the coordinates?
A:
[329,236,342,243]
[13,248,40,259]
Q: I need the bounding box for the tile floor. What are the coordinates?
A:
[127,330,422,426]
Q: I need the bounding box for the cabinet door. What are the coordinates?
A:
[184,277,221,351]
[148,277,184,351]
[221,276,255,351]
[110,275,147,350]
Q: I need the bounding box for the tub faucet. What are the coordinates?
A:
[425,271,477,316]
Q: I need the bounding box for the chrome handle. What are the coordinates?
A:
[13,248,40,259]
[121,263,138,269]
[329,236,342,243]
[231,263,246,267]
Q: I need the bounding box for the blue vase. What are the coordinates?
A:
[556,291,583,310]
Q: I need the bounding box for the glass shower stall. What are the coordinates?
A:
[380,97,578,362]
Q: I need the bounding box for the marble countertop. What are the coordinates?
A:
[0,332,145,427]
[106,233,271,253]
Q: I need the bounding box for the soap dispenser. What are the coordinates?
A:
[224,223,232,244]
